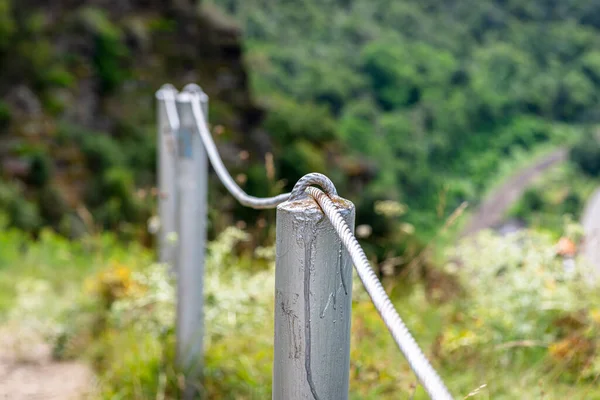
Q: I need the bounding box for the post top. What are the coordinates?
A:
[278,194,354,216]
[176,90,209,103]
[156,84,178,100]
[156,83,209,102]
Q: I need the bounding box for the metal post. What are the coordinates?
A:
[273,195,355,400]
[156,84,180,268]
[175,86,209,398]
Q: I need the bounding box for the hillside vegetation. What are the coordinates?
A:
[3,220,600,399]
[0,0,271,244]
[0,0,599,266]
[208,0,600,247]
[3,1,600,398]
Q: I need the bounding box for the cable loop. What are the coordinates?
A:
[289,173,338,201]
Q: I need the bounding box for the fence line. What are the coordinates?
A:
[156,83,453,399]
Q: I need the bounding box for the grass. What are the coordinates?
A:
[0,225,152,317]
[1,220,600,399]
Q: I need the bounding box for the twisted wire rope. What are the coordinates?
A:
[189,93,290,209]
[306,187,453,400]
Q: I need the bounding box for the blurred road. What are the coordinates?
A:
[462,148,568,237]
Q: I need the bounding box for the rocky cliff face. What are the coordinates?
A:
[0,0,266,236]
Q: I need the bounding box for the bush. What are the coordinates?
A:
[42,66,75,88]
[53,228,275,398]
[441,229,599,383]
[0,100,11,131]
[0,180,41,232]
[561,191,583,216]
[0,0,15,50]
[511,188,544,219]
[570,132,600,177]
[265,97,337,144]
[79,132,126,173]
[88,167,143,229]
[38,185,68,228]
[26,151,53,188]
[77,7,130,93]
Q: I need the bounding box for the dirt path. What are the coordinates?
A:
[581,188,600,275]
[461,148,568,237]
[0,329,95,400]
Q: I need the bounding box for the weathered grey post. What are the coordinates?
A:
[273,195,355,400]
[156,84,180,268]
[175,85,209,398]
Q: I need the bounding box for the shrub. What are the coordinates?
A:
[77,7,130,93]
[511,187,544,219]
[52,227,276,398]
[79,133,126,174]
[265,97,337,144]
[570,132,600,177]
[0,100,11,131]
[38,185,68,227]
[42,66,75,88]
[0,180,41,232]
[88,167,143,230]
[440,229,600,383]
[0,0,15,50]
[26,151,53,188]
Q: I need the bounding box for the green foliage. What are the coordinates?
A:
[147,17,177,34]
[570,132,600,177]
[78,7,130,94]
[441,229,600,388]
[0,0,15,50]
[513,188,544,217]
[42,66,75,89]
[92,167,143,227]
[0,226,152,316]
[264,96,337,143]
[509,163,597,235]
[0,225,593,399]
[78,133,125,172]
[37,185,69,228]
[210,0,600,241]
[55,124,152,234]
[0,100,11,130]
[26,151,53,188]
[361,39,457,110]
[51,228,276,399]
[0,180,42,232]
[93,33,129,94]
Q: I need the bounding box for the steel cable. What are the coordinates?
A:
[188,94,291,209]
[306,186,454,400]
